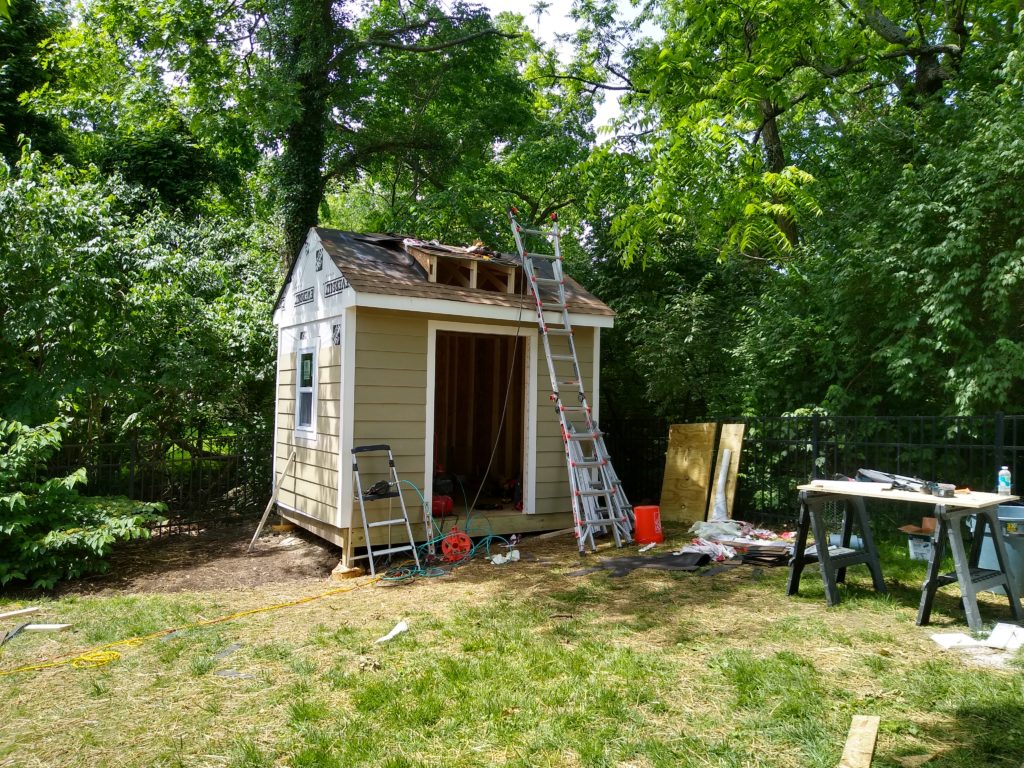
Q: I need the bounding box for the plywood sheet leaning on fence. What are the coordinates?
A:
[659,423,716,524]
[708,423,745,519]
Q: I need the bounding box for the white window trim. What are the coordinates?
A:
[295,341,318,439]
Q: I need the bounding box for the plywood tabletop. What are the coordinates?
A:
[797,479,1018,509]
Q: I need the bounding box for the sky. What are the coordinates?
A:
[474,0,648,133]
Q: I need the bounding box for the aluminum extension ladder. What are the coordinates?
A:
[509,208,634,552]
[351,444,421,575]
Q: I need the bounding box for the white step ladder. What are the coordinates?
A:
[509,208,634,552]
[351,444,421,575]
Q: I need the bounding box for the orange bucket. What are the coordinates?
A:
[634,505,664,544]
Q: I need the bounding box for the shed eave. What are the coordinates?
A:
[352,290,614,328]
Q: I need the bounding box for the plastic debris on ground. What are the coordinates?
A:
[674,538,736,562]
[374,620,409,644]
[682,520,794,563]
[931,622,1024,669]
[490,549,520,565]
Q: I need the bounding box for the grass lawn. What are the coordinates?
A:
[1,529,1022,768]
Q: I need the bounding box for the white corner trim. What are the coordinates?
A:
[592,327,601,425]
[271,328,283,495]
[338,307,357,529]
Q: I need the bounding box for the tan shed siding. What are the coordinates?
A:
[274,344,341,525]
[534,326,595,515]
[353,310,428,520]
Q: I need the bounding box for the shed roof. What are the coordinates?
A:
[275,227,615,318]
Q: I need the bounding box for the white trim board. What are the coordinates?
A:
[337,307,357,530]
[353,292,613,329]
[425,319,538,517]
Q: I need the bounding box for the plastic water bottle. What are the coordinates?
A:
[998,466,1012,495]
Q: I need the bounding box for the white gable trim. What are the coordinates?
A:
[337,307,357,530]
[273,230,355,328]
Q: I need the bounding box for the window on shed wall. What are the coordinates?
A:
[297,347,317,431]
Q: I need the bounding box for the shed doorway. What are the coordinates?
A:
[432,329,527,514]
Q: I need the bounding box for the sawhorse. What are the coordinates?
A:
[917,504,1024,631]
[787,490,887,606]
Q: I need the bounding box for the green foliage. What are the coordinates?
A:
[574,0,1024,417]
[0,0,68,162]
[0,417,166,588]
[0,149,279,441]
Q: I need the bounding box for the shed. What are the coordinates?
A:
[271,227,615,563]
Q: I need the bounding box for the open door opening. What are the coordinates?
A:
[433,330,526,515]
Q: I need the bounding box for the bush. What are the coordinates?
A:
[0,417,166,589]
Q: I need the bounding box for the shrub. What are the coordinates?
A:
[0,417,166,589]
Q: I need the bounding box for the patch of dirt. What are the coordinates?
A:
[54,525,343,595]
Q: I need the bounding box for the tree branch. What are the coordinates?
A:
[360,28,516,53]
[529,72,648,94]
[846,0,915,45]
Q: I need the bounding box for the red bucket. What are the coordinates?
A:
[634,505,664,544]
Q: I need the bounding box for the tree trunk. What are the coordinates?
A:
[275,0,335,266]
[759,100,798,248]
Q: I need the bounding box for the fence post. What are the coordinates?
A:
[811,413,821,480]
[994,411,1005,493]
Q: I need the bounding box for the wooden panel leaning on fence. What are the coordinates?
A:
[659,423,745,525]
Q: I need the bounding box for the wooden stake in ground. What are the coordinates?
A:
[248,449,297,552]
[839,715,880,768]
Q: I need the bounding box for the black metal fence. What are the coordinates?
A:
[42,415,1024,535]
[604,413,1024,528]
[49,433,273,534]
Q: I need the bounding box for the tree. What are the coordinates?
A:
[322,12,597,249]
[570,0,1024,416]
[0,149,279,442]
[0,0,68,162]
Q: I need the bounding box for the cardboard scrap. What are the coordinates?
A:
[985,622,1024,651]
[932,623,1024,651]
[898,517,936,535]
[930,632,982,649]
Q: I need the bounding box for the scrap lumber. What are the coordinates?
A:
[707,423,745,519]
[659,423,716,524]
[0,606,40,620]
[839,715,880,768]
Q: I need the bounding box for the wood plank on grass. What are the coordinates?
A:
[839,714,880,768]
[0,607,40,620]
[659,423,716,525]
[708,423,745,519]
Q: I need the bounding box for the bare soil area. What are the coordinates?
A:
[54,524,343,595]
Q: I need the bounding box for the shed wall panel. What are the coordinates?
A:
[274,347,341,525]
[353,310,429,520]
